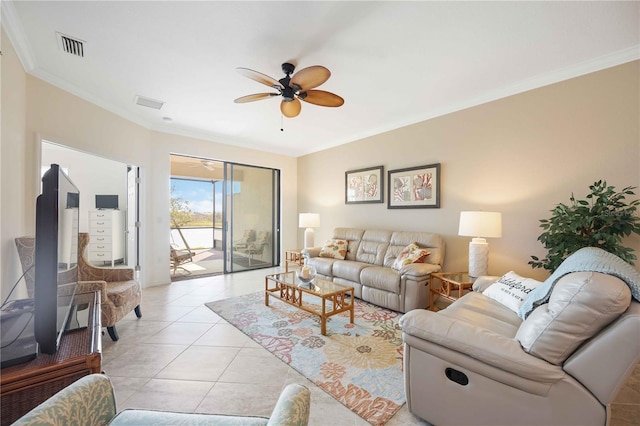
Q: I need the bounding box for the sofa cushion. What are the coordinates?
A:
[392,242,430,271]
[110,410,269,425]
[319,239,348,259]
[106,280,141,307]
[332,260,371,283]
[516,272,631,365]
[482,271,542,314]
[306,257,335,277]
[387,231,445,267]
[331,228,365,261]
[360,266,401,293]
[355,230,391,265]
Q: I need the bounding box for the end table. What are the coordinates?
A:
[429,272,474,311]
[284,249,304,272]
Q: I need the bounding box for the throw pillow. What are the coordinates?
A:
[392,242,431,271]
[483,271,543,314]
[319,239,348,259]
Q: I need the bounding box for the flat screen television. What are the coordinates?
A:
[35,164,80,354]
[96,194,118,209]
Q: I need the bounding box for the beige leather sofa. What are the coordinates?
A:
[400,271,640,425]
[303,227,445,313]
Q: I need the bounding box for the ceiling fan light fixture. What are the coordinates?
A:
[235,62,344,118]
[281,62,295,76]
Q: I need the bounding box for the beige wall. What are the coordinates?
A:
[1,28,28,296]
[1,32,298,297]
[3,23,638,296]
[298,61,640,280]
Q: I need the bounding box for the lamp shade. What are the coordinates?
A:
[458,211,502,238]
[299,213,320,228]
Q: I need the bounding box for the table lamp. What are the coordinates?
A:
[299,213,320,249]
[458,211,502,278]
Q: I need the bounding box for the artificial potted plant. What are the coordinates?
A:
[529,180,640,272]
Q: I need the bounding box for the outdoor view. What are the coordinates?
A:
[170,178,222,251]
[170,163,278,278]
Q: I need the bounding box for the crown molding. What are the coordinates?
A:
[1,1,36,72]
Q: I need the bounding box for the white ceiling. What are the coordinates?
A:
[3,1,639,157]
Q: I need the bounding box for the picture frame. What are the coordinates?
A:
[387,163,440,209]
[345,166,384,204]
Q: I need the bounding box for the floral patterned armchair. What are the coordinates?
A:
[15,234,142,342]
[15,374,311,426]
[77,232,141,341]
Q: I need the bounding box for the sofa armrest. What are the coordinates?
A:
[267,383,311,426]
[15,374,116,426]
[301,247,322,258]
[400,309,563,382]
[472,275,501,292]
[400,262,441,279]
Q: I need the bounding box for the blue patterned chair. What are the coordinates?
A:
[14,374,311,426]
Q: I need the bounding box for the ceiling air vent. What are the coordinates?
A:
[134,95,165,110]
[56,32,85,57]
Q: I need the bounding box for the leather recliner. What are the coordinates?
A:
[400,271,640,426]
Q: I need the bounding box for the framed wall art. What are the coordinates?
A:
[387,163,440,209]
[345,166,384,204]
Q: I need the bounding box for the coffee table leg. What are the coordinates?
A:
[321,298,327,335]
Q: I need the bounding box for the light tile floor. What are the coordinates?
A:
[103,268,639,426]
[103,267,428,426]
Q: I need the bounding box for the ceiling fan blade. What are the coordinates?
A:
[236,67,284,89]
[300,90,344,107]
[281,98,301,118]
[290,65,331,90]
[234,93,279,103]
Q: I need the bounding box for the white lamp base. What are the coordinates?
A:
[304,228,315,250]
[468,238,489,278]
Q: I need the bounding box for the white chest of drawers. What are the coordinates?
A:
[88,210,124,266]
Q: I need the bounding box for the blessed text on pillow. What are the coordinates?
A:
[483,271,543,314]
[392,242,431,271]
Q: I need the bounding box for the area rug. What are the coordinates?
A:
[205,291,404,425]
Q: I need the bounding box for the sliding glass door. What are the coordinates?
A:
[224,163,280,273]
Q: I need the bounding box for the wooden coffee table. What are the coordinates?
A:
[265,272,354,335]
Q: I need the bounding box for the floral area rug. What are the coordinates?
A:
[206,291,405,425]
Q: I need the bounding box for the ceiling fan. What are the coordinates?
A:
[234,62,344,118]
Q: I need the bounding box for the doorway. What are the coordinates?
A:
[169,154,280,279]
[40,141,140,272]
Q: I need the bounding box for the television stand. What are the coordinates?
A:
[0,291,101,425]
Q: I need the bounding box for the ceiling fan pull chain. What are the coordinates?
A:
[281,114,284,132]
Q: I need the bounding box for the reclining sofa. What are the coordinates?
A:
[303,227,445,313]
[15,374,311,426]
[401,265,640,425]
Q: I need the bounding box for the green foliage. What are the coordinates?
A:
[529,180,640,272]
[170,187,192,228]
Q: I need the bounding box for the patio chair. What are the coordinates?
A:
[170,244,194,274]
[170,223,196,274]
[234,229,256,250]
[241,231,270,265]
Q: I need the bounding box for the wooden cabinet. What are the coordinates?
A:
[88,209,124,266]
[0,291,102,425]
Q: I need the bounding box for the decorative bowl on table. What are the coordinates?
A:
[296,265,317,286]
